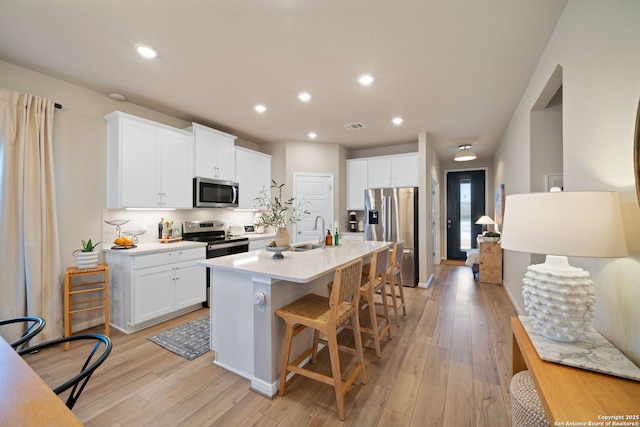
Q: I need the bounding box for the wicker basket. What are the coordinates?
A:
[510,370,549,427]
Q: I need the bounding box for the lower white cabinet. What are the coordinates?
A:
[106,245,206,334]
[248,236,274,251]
[341,233,364,241]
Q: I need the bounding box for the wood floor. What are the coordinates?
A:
[29,263,518,426]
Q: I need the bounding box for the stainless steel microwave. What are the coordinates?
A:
[193,177,239,208]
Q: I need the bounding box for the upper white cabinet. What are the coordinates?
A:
[235,147,271,209]
[105,111,193,209]
[347,159,368,210]
[366,153,418,188]
[190,123,236,181]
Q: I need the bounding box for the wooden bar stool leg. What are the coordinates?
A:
[64,271,71,351]
[396,270,406,316]
[380,286,392,340]
[366,291,383,357]
[104,267,110,338]
[279,322,295,396]
[327,333,346,420]
[312,330,321,363]
[387,275,400,326]
[351,311,367,384]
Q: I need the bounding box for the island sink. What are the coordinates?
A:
[290,244,323,252]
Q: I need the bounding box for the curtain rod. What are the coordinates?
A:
[54,103,62,109]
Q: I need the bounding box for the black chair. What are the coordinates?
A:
[0,316,46,350]
[18,333,112,409]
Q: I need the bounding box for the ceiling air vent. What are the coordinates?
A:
[344,122,365,130]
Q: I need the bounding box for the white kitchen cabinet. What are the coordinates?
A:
[235,147,271,209]
[347,159,367,210]
[106,244,206,334]
[191,123,236,181]
[391,154,419,187]
[366,153,418,188]
[248,236,274,251]
[133,264,174,324]
[341,233,364,241]
[105,111,193,208]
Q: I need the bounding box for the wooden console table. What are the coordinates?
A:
[0,336,82,426]
[511,317,640,424]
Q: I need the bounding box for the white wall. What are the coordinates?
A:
[493,0,640,365]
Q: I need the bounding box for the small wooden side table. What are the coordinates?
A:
[479,241,502,284]
[511,317,640,424]
[63,264,109,350]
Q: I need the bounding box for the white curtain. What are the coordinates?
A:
[0,88,62,342]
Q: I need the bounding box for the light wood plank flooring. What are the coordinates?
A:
[28,262,517,426]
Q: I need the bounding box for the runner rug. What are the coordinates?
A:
[148,314,210,360]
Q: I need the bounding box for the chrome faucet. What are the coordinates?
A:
[314,216,325,248]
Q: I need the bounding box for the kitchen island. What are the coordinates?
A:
[200,239,391,397]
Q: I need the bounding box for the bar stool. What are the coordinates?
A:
[385,241,407,326]
[276,258,366,421]
[63,264,109,350]
[359,247,391,357]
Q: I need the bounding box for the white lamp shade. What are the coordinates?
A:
[501,191,627,258]
[475,215,495,225]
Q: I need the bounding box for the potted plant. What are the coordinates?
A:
[482,231,501,243]
[254,180,310,247]
[73,238,101,269]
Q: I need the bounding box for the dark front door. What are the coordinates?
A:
[446,170,486,260]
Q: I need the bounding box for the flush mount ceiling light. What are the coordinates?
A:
[454,144,477,161]
[254,104,267,113]
[108,93,127,101]
[308,132,317,139]
[358,74,374,86]
[298,92,311,102]
[392,117,403,125]
[135,43,159,59]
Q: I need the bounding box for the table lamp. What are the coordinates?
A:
[475,215,495,232]
[500,191,627,342]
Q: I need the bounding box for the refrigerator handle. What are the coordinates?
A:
[381,195,386,241]
[386,195,392,241]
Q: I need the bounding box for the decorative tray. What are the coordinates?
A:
[159,237,183,244]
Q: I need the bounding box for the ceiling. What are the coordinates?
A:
[0,1,566,162]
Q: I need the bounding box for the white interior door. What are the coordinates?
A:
[293,173,333,244]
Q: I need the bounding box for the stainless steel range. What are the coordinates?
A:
[182,220,249,307]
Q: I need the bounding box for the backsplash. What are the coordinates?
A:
[101,209,261,245]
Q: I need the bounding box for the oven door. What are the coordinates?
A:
[204,240,249,307]
[194,177,239,208]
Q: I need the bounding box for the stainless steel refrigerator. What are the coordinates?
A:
[365,187,418,287]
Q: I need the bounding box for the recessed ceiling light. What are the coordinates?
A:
[254,104,267,113]
[308,132,317,139]
[392,117,403,125]
[298,92,311,102]
[108,93,127,101]
[358,74,374,86]
[135,44,159,59]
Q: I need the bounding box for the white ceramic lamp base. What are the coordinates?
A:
[522,255,595,343]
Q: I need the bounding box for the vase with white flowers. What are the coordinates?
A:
[254,180,310,247]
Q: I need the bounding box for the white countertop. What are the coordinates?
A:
[200,239,390,283]
[102,240,206,255]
